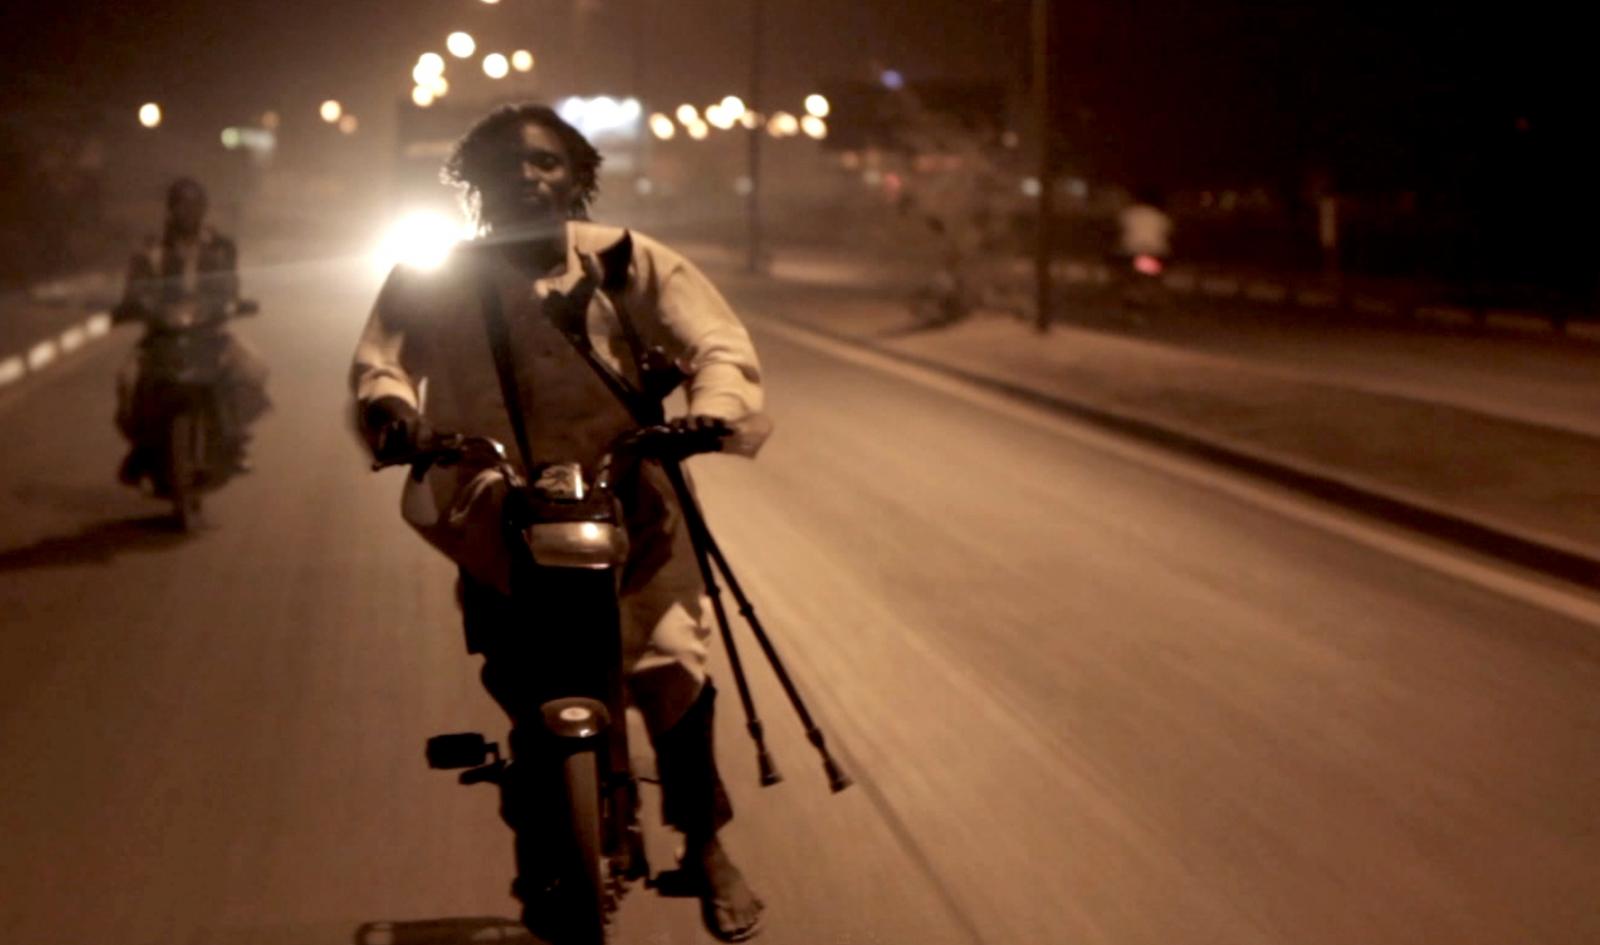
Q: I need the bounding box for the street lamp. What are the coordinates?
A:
[675,104,699,126]
[412,86,436,108]
[138,103,162,128]
[804,94,830,118]
[800,115,827,139]
[482,53,509,79]
[512,49,534,72]
[320,100,342,123]
[447,32,476,58]
[766,111,798,137]
[649,113,676,140]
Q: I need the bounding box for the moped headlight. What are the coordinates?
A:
[523,521,629,569]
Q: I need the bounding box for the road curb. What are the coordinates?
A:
[766,312,1600,593]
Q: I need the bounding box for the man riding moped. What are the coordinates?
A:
[113,177,269,486]
[350,104,769,941]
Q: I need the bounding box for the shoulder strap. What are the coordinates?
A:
[472,253,537,473]
[593,232,680,420]
[597,233,648,365]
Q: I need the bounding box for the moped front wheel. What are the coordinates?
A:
[552,748,608,945]
[167,411,204,531]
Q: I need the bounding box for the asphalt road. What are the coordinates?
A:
[2,247,1598,945]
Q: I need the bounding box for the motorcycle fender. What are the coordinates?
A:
[540,697,611,742]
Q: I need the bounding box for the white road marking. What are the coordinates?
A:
[0,312,115,395]
[757,316,1600,628]
[25,340,57,371]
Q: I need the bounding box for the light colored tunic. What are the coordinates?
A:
[350,221,771,728]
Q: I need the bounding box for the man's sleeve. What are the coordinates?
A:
[642,246,772,457]
[350,268,422,424]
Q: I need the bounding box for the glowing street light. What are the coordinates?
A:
[801,115,827,139]
[482,53,509,79]
[447,31,476,58]
[320,99,342,123]
[480,0,500,4]
[339,114,359,135]
[687,122,709,141]
[138,102,162,128]
[719,95,746,120]
[430,76,449,97]
[739,111,761,130]
[512,49,534,72]
[412,86,436,108]
[767,111,799,137]
[649,113,676,140]
[706,103,736,130]
[675,104,699,126]
[805,94,830,118]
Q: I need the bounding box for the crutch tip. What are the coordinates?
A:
[758,752,783,787]
[824,761,853,794]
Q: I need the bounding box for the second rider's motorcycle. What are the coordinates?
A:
[119,296,259,529]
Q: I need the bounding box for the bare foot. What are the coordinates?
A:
[686,836,764,942]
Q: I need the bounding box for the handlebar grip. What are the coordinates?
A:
[619,419,734,460]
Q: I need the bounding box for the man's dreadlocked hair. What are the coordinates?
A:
[441,103,603,224]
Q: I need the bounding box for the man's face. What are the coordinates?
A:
[168,185,207,235]
[478,121,576,230]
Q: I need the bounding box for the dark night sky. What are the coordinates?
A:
[3,0,1013,132]
[3,0,1595,199]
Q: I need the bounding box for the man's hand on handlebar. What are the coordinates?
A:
[626,415,734,462]
[362,396,432,467]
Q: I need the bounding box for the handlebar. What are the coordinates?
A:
[370,421,732,483]
[119,296,260,328]
[369,431,507,475]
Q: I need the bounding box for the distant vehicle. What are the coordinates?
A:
[120,296,260,529]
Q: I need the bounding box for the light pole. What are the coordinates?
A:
[746,0,765,273]
[1032,0,1053,334]
[633,0,649,198]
